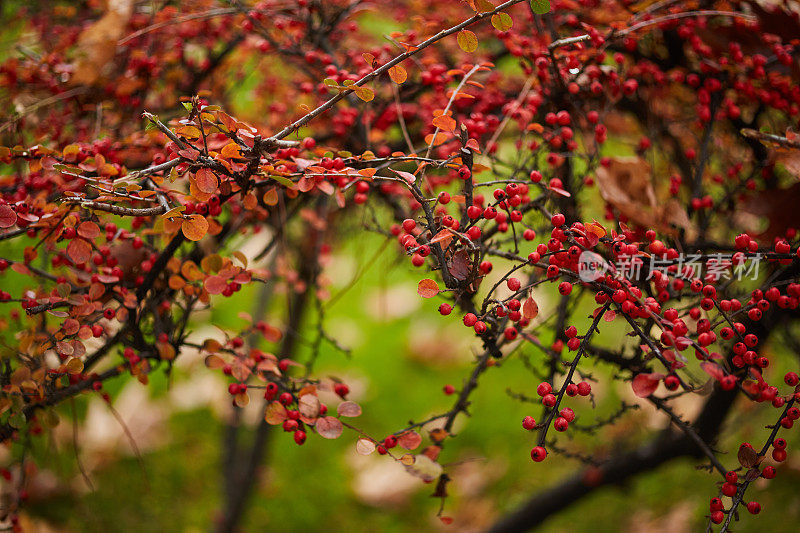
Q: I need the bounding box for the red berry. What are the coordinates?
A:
[530,446,547,462]
[746,501,761,515]
[279,392,294,405]
[522,416,536,430]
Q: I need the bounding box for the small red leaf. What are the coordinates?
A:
[700,362,726,381]
[204,275,227,294]
[523,297,539,319]
[390,168,417,184]
[632,373,662,398]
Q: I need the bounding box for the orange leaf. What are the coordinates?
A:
[265,401,288,425]
[388,64,408,84]
[432,115,457,132]
[417,279,440,298]
[424,132,450,146]
[220,142,242,159]
[182,215,209,241]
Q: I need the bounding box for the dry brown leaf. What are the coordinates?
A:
[595,157,693,236]
[71,0,134,86]
[740,182,800,241]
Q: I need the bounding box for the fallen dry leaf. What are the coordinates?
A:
[741,182,800,241]
[595,157,694,236]
[71,0,135,86]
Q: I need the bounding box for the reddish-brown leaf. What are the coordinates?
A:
[316,416,343,439]
[738,443,763,469]
[298,394,321,419]
[336,401,362,417]
[195,168,219,194]
[0,205,17,228]
[204,354,226,369]
[390,168,416,184]
[77,221,101,239]
[204,275,228,295]
[397,430,422,450]
[67,238,92,264]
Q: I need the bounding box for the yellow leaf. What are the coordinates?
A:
[491,12,513,31]
[457,30,478,53]
[476,0,495,12]
[354,86,374,102]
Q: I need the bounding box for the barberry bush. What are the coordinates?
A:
[1,0,800,531]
